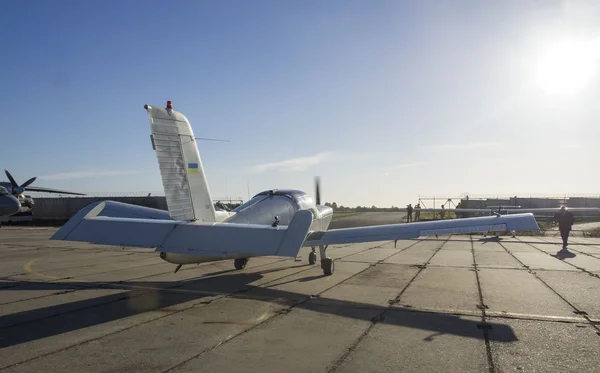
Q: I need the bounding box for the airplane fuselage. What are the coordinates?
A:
[159,189,333,265]
[0,186,21,218]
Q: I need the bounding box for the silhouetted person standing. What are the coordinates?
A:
[554,206,574,249]
[406,204,413,223]
[414,204,421,221]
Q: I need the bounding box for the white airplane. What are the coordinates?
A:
[50,101,540,276]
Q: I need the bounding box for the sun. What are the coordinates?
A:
[535,38,600,96]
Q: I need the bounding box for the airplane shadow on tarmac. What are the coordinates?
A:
[0,267,518,348]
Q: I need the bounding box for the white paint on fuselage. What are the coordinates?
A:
[158,204,333,266]
[160,251,257,264]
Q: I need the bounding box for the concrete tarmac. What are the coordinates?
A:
[1,226,599,372]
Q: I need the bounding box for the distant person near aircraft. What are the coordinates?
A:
[414,204,421,221]
[554,206,574,249]
[439,205,445,220]
[455,202,464,219]
[406,204,413,223]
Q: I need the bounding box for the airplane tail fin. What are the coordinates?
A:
[145,102,217,222]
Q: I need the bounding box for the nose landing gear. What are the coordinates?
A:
[318,245,334,276]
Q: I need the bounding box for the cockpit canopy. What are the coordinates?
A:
[0,186,9,196]
[227,189,316,226]
[233,190,313,212]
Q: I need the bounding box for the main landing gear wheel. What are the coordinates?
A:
[234,258,248,270]
[321,258,334,276]
[309,251,317,265]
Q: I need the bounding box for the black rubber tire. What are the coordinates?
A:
[321,258,334,276]
[234,258,248,270]
[308,252,317,265]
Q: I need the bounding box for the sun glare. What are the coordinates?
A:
[535,38,600,96]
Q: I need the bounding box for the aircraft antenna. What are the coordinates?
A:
[315,176,321,205]
[195,137,230,142]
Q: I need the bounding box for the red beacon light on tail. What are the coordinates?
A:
[166,101,172,109]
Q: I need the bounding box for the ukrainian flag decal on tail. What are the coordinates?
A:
[188,163,199,174]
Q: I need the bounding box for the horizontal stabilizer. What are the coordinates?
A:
[52,201,171,241]
[304,213,539,246]
[158,210,311,257]
[51,203,313,258]
[88,200,171,220]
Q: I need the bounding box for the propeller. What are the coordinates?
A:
[315,176,321,205]
[5,169,36,196]
[3,169,85,196]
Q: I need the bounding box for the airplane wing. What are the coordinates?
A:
[24,186,86,195]
[52,201,538,258]
[411,207,600,214]
[51,201,313,258]
[304,213,539,246]
[501,207,600,214]
[417,208,499,213]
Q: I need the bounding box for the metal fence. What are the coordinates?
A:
[30,195,244,220]
[28,190,244,199]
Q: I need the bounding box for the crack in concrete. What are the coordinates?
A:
[326,238,449,373]
[502,240,600,336]
[470,236,496,373]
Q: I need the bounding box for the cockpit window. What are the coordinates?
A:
[232,194,270,213]
[296,195,315,210]
[0,186,9,196]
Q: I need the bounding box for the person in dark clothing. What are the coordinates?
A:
[554,206,574,249]
[406,204,413,223]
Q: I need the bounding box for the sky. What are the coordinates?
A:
[2,0,600,207]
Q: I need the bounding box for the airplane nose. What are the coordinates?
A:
[0,195,21,217]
